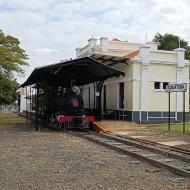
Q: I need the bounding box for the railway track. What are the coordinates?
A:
[115,134,190,156]
[69,130,190,177]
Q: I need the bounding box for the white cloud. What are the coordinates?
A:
[0,0,54,11]
[35,48,56,54]
[0,0,190,84]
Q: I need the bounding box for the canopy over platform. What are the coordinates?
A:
[90,54,129,67]
[21,57,125,87]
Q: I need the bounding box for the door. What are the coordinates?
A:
[119,82,124,109]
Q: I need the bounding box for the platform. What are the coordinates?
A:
[94,120,144,132]
[93,120,190,151]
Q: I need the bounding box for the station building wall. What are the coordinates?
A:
[105,83,117,110]
[78,38,190,124]
[83,62,189,124]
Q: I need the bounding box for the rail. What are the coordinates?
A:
[69,130,190,177]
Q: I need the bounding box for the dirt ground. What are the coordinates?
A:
[0,114,190,190]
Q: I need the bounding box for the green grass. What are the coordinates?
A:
[0,112,25,125]
[147,124,190,133]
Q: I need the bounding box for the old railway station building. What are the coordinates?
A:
[77,37,190,124]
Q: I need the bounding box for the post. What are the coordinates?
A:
[36,83,39,131]
[25,86,27,124]
[93,83,96,118]
[93,83,96,109]
[168,92,171,131]
[96,81,104,121]
[31,87,34,124]
[183,91,185,133]
[29,85,31,126]
[166,83,187,132]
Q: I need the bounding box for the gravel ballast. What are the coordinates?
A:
[0,123,190,190]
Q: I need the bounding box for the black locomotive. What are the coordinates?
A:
[42,85,94,129]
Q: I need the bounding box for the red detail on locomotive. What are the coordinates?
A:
[57,115,75,123]
[64,116,74,121]
[82,115,94,122]
[57,115,65,123]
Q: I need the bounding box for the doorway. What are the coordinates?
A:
[119,82,124,109]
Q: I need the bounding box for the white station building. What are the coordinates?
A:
[76,37,190,124]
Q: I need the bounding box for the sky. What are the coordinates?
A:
[0,0,190,84]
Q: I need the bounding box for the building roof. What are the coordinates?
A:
[123,50,140,59]
[89,50,140,67]
[20,57,125,87]
[111,38,121,41]
[90,54,129,66]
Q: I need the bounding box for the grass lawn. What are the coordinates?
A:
[0,112,25,125]
[147,123,190,133]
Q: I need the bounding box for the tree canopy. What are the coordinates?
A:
[0,76,19,104]
[153,33,190,60]
[0,30,28,104]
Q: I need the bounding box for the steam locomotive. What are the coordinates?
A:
[44,85,94,129]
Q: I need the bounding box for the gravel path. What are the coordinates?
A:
[0,123,190,190]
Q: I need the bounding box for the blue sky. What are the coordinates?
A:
[0,0,190,83]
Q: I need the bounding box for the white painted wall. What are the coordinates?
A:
[77,37,190,118]
[20,94,26,113]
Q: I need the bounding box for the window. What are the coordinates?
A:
[119,82,124,109]
[154,82,160,89]
[163,82,169,89]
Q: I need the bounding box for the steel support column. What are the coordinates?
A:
[36,83,39,131]
[96,81,104,121]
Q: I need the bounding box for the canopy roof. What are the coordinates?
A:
[90,54,129,67]
[21,57,125,87]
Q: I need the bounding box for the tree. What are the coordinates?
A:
[0,30,28,104]
[153,33,190,60]
[0,76,19,104]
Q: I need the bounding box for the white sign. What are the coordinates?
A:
[166,83,187,92]
[96,92,100,96]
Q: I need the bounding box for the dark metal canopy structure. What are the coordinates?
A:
[21,57,125,87]
[90,54,129,67]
